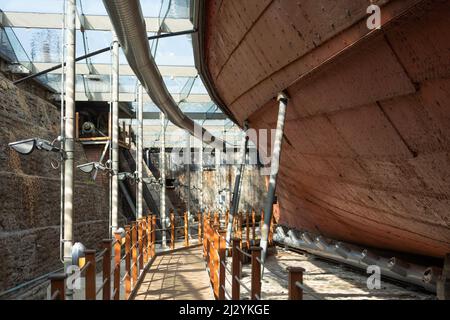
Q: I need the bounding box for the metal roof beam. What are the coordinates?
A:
[33,63,198,77]
[0,11,193,32]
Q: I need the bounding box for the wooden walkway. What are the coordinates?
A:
[133,246,214,300]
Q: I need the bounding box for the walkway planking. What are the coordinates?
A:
[133,246,214,300]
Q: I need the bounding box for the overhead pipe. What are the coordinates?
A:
[136,84,144,219]
[111,32,120,236]
[261,92,289,266]
[62,0,76,299]
[225,122,249,245]
[102,0,225,149]
[274,226,441,293]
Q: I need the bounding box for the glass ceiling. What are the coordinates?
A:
[0,0,242,148]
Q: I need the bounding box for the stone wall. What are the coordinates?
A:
[0,73,112,298]
[175,165,267,215]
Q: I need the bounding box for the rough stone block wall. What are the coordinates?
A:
[0,73,111,298]
[176,165,267,215]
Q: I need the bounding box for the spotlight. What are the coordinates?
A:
[117,172,137,181]
[77,162,108,174]
[8,137,63,156]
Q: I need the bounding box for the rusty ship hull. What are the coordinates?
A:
[198,0,450,258]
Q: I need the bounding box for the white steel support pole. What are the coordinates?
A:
[199,141,203,214]
[63,0,76,297]
[160,112,167,248]
[186,131,191,237]
[111,32,119,235]
[136,85,144,219]
[260,92,289,267]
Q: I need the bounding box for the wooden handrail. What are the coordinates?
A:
[184,212,189,247]
[231,238,240,300]
[102,239,112,300]
[85,250,96,300]
[113,231,122,300]
[287,267,305,300]
[170,213,175,250]
[131,221,138,286]
[125,225,131,299]
[49,274,66,300]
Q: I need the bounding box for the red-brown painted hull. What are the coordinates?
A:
[203,0,450,258]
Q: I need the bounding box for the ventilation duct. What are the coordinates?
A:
[102,0,224,148]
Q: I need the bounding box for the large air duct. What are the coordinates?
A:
[102,0,224,149]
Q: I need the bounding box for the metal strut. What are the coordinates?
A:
[260,92,289,268]
[225,122,249,245]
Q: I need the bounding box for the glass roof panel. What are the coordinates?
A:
[0,0,242,147]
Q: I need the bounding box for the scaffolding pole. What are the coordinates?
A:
[186,131,191,237]
[137,84,144,219]
[160,112,167,248]
[63,0,76,299]
[111,32,119,235]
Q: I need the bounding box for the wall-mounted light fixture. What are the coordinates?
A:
[117,171,137,182]
[9,137,66,158]
[77,161,111,174]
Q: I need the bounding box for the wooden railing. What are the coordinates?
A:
[202,211,265,301]
[202,210,311,300]
[49,211,199,300]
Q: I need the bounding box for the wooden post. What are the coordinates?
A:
[184,212,189,247]
[250,247,262,300]
[138,220,144,272]
[213,230,220,299]
[260,210,264,235]
[214,212,219,226]
[125,225,131,299]
[102,239,112,300]
[85,249,96,300]
[218,235,226,300]
[287,267,305,300]
[205,222,211,273]
[49,274,66,300]
[75,112,79,140]
[132,222,138,286]
[151,215,156,257]
[246,212,250,249]
[231,238,241,300]
[252,210,256,241]
[170,212,175,250]
[146,216,152,258]
[269,214,275,245]
[114,231,121,300]
[203,216,207,259]
[198,212,202,241]
[225,210,229,230]
[143,218,148,264]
